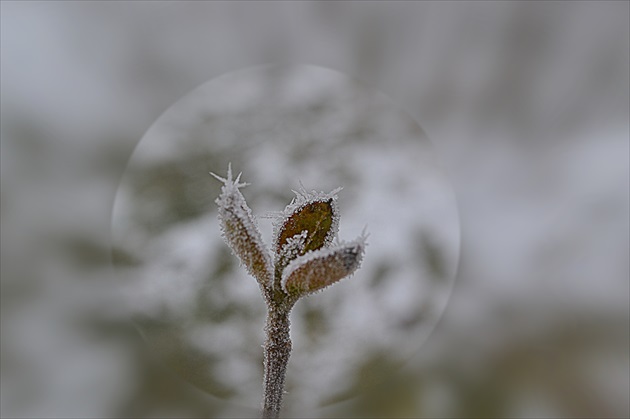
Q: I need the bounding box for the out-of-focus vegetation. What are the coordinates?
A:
[1,2,628,418]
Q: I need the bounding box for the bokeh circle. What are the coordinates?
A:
[111,64,460,415]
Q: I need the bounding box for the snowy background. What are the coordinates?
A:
[1,2,628,418]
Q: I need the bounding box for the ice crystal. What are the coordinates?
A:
[211,164,273,288]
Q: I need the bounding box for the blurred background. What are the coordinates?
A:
[1,1,628,418]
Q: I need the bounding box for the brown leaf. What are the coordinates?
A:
[282,237,366,296]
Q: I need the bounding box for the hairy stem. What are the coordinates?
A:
[262,305,292,418]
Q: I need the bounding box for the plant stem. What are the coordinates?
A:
[262,305,292,418]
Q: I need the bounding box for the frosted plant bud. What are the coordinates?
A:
[275,230,308,275]
[281,235,366,296]
[211,164,273,288]
[273,186,341,261]
[211,167,367,418]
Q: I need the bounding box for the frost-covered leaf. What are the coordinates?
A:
[273,186,341,259]
[282,235,367,296]
[211,164,273,288]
